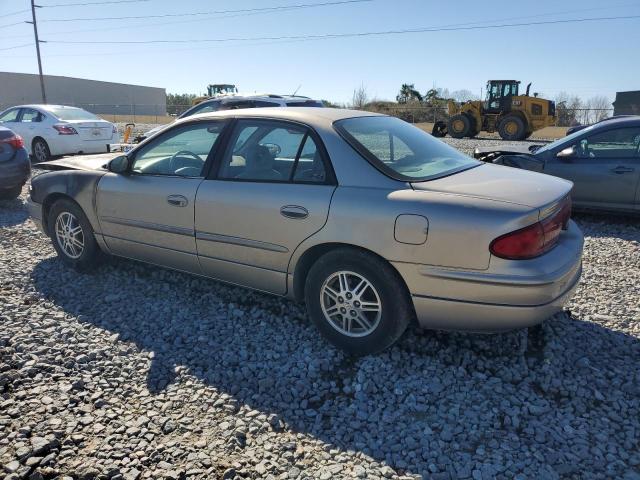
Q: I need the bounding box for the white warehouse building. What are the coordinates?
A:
[0,71,166,116]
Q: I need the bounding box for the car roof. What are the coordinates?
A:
[590,115,640,128]
[183,107,383,126]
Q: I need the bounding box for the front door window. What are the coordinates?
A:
[131,122,224,177]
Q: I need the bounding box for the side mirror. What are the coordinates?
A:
[556,146,575,160]
[107,155,130,173]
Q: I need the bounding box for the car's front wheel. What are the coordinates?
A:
[48,199,101,271]
[305,248,413,355]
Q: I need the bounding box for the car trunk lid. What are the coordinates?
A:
[65,120,113,141]
[411,163,572,209]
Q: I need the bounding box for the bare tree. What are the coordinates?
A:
[585,95,611,123]
[450,89,478,103]
[351,83,369,110]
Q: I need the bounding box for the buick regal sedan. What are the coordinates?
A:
[28,108,583,355]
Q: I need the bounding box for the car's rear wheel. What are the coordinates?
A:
[32,138,51,163]
[0,186,22,200]
[48,199,101,271]
[304,248,412,355]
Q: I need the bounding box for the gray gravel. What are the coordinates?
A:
[1,144,639,479]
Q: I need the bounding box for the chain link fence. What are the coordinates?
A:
[0,102,616,129]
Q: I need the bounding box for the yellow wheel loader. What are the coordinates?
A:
[432,80,556,141]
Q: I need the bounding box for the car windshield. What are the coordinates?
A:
[335,116,479,181]
[46,107,100,121]
[535,123,599,153]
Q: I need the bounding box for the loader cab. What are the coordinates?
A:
[485,80,520,114]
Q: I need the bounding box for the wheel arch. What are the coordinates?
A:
[290,242,413,308]
[41,193,79,235]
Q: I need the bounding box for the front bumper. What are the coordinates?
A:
[26,196,45,233]
[393,220,584,332]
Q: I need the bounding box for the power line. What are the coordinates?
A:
[0,43,33,52]
[41,14,640,46]
[11,1,638,39]
[0,21,28,28]
[0,8,30,18]
[40,0,372,22]
[41,0,150,6]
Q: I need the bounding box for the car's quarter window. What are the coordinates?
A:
[131,122,224,177]
[20,109,43,123]
[335,116,479,181]
[0,109,20,122]
[218,119,327,182]
[576,127,640,159]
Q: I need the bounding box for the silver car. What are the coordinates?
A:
[28,108,583,355]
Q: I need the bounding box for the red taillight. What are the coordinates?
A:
[53,124,78,135]
[490,197,572,260]
[0,134,25,149]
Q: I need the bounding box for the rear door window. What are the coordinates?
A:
[20,109,43,123]
[218,119,327,183]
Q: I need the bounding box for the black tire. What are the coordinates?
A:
[32,138,51,163]
[447,114,471,139]
[48,198,101,272]
[304,248,413,356]
[467,116,479,138]
[0,185,22,200]
[498,115,527,141]
[431,121,448,138]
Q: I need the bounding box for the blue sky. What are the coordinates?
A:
[1,0,639,104]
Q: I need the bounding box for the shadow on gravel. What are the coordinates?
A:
[0,197,29,227]
[573,212,640,242]
[30,257,640,477]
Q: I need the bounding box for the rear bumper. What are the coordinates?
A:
[410,264,581,332]
[47,135,114,156]
[393,220,584,332]
[0,150,31,190]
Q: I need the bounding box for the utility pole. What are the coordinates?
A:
[28,0,47,104]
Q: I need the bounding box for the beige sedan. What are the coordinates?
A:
[28,108,583,355]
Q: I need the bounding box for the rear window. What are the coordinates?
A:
[334,116,479,181]
[46,107,100,121]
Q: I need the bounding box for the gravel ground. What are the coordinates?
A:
[1,140,639,480]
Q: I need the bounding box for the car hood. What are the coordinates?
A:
[411,163,572,209]
[36,153,120,171]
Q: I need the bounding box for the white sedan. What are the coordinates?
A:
[0,105,118,162]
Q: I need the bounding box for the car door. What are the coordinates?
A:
[195,118,336,295]
[96,120,227,273]
[543,126,640,210]
[15,108,45,148]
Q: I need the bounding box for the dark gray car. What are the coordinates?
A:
[475,116,640,214]
[0,126,30,200]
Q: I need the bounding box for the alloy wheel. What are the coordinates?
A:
[320,270,382,337]
[34,141,47,162]
[54,212,84,259]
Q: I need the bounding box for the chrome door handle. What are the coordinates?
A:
[610,166,635,174]
[280,205,308,219]
[167,194,188,207]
